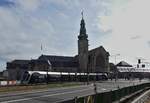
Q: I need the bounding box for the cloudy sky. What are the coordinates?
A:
[0,0,150,70]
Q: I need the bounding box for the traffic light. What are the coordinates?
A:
[138,59,141,64]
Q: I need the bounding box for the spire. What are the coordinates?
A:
[81,11,84,19]
[78,11,88,39]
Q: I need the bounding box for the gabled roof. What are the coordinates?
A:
[30,59,49,64]
[38,55,78,67]
[116,61,132,67]
[50,61,78,67]
[11,60,30,64]
[89,46,109,56]
[38,55,75,62]
[89,46,104,52]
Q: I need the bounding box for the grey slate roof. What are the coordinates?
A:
[89,46,109,55]
[30,59,49,64]
[38,55,78,67]
[11,60,30,64]
[38,55,75,62]
[116,61,132,67]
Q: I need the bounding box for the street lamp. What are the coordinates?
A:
[110,53,120,64]
[42,55,51,84]
[114,54,120,65]
[46,60,51,84]
[110,53,120,81]
[86,61,89,85]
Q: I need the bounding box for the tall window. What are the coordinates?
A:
[96,54,105,68]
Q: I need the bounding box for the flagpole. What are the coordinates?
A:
[41,43,43,55]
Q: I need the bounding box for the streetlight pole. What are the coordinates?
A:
[46,66,48,84]
[43,55,51,84]
[86,60,89,85]
[47,60,51,84]
[87,65,89,85]
[111,54,120,81]
[114,54,120,65]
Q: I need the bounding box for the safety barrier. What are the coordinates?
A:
[131,89,150,103]
[59,83,150,103]
[0,80,21,86]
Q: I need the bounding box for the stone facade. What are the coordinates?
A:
[77,15,109,73]
[7,60,30,80]
[29,59,50,71]
[78,16,88,73]
[88,46,109,73]
[38,55,78,73]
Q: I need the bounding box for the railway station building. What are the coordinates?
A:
[6,15,110,80]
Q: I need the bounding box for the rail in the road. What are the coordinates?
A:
[1,88,91,103]
[0,84,86,97]
[0,84,94,103]
[0,80,149,103]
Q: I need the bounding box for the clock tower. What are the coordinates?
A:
[78,12,88,73]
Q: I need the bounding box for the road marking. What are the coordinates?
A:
[1,88,92,103]
[0,84,88,97]
[101,88,106,91]
[1,80,149,103]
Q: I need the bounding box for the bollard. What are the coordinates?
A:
[94,83,97,94]
[74,96,78,103]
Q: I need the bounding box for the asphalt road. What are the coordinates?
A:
[0,79,149,103]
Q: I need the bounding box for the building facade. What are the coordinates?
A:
[7,60,30,80]
[78,15,89,73]
[7,15,110,80]
[88,46,110,73]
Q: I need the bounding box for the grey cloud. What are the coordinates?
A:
[148,41,150,47]
[0,3,55,61]
[130,35,141,40]
[0,0,111,71]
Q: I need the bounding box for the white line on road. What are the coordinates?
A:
[0,84,88,97]
[1,87,93,103]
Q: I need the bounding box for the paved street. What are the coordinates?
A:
[0,79,149,103]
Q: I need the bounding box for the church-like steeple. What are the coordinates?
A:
[78,12,88,73]
[78,12,88,40]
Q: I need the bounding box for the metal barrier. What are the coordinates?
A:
[131,89,150,103]
[59,83,150,103]
[0,80,21,86]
